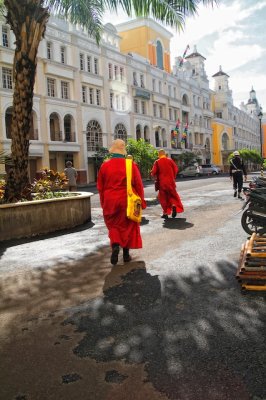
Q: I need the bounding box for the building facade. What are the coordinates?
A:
[0,16,262,182]
[211,68,261,170]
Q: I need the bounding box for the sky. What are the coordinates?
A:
[103,0,266,111]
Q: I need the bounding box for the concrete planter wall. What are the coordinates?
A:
[0,192,93,241]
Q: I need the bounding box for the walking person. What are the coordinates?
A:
[64,161,78,191]
[229,151,247,199]
[151,149,184,219]
[97,139,146,265]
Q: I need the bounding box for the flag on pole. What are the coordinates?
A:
[181,122,188,143]
[174,118,180,136]
[179,45,190,67]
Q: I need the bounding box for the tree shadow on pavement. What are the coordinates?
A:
[1,257,266,400]
[162,217,194,230]
[62,260,266,400]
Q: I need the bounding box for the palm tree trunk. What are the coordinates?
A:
[4,0,49,202]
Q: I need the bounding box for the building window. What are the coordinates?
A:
[120,67,124,82]
[86,120,103,151]
[114,65,118,80]
[173,87,176,98]
[47,78,56,97]
[110,92,114,109]
[60,46,66,64]
[133,72,138,86]
[2,26,9,48]
[174,109,177,122]
[222,132,229,150]
[152,78,156,92]
[159,105,163,118]
[156,40,164,70]
[108,63,112,79]
[140,74,145,88]
[169,108,172,120]
[114,123,127,141]
[216,112,222,119]
[2,67,13,89]
[87,56,91,73]
[115,95,119,110]
[168,85,172,97]
[47,42,52,60]
[82,86,87,103]
[80,53,84,71]
[158,81,162,94]
[94,58,99,74]
[141,101,146,115]
[121,96,126,111]
[61,81,69,99]
[96,89,101,106]
[134,99,138,113]
[153,104,157,117]
[89,88,94,105]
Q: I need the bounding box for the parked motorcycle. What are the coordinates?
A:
[241,187,266,235]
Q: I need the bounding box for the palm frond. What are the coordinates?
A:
[45,0,218,41]
[46,0,104,42]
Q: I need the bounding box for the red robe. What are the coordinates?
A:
[97,158,146,249]
[151,157,184,215]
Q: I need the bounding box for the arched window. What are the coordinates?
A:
[144,126,150,143]
[49,112,61,141]
[222,132,229,150]
[86,120,103,151]
[114,123,127,141]
[156,40,164,70]
[5,107,13,139]
[155,129,160,147]
[182,94,189,106]
[64,114,75,142]
[136,124,141,140]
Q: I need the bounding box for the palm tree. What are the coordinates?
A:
[1,0,217,202]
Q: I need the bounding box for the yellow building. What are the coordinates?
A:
[211,67,261,171]
[116,18,172,73]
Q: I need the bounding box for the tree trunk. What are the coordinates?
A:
[4,0,49,202]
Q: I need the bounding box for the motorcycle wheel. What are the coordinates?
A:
[241,210,266,235]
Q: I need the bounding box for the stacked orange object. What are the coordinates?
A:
[236,233,266,291]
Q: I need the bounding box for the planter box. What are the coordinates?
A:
[0,192,93,241]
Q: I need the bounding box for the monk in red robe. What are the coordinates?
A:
[97,139,146,265]
[151,149,184,219]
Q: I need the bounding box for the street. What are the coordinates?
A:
[0,175,265,400]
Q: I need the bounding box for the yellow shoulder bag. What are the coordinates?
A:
[126,159,142,223]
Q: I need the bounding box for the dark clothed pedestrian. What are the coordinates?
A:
[229,151,247,199]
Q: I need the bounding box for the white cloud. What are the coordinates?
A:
[103,0,266,109]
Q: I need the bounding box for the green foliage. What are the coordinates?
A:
[14,168,69,202]
[30,168,69,200]
[0,179,5,201]
[263,159,266,170]
[176,151,200,168]
[46,0,218,43]
[126,139,158,178]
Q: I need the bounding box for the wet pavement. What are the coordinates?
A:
[0,176,266,400]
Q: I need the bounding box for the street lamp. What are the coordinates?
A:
[258,108,263,159]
